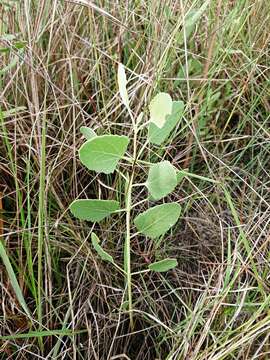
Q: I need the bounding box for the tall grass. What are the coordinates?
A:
[0,0,269,359]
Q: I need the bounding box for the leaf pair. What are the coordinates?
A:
[118,64,174,131]
[118,64,184,144]
[79,132,181,200]
[70,200,181,240]
[91,232,177,273]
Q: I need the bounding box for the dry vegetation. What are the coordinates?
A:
[0,0,270,359]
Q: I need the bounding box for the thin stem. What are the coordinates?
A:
[131,198,148,209]
[132,182,146,188]
[125,173,134,329]
[113,262,127,275]
[131,269,150,276]
[124,106,137,329]
[137,138,149,160]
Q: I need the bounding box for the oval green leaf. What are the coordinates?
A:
[91,232,114,263]
[149,258,178,272]
[79,135,129,174]
[148,101,184,145]
[134,203,181,239]
[146,161,177,200]
[69,199,120,222]
[80,126,97,140]
[149,92,173,128]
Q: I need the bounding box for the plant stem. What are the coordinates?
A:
[125,173,134,329]
[124,107,137,329]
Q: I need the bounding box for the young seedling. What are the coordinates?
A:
[69,63,185,328]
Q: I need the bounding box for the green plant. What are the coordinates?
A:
[69,63,184,328]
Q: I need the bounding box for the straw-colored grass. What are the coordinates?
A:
[0,1,269,358]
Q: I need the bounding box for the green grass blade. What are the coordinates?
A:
[0,240,31,318]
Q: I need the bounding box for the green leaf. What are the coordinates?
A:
[134,203,181,239]
[2,107,26,118]
[177,170,185,184]
[176,58,203,80]
[79,135,129,174]
[69,199,120,222]
[0,48,24,75]
[0,241,31,317]
[0,35,25,53]
[118,63,129,108]
[91,232,114,263]
[185,3,209,38]
[149,92,173,128]
[146,161,177,200]
[80,126,97,140]
[178,1,210,44]
[149,258,178,272]
[0,329,87,341]
[121,300,129,311]
[148,101,184,145]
